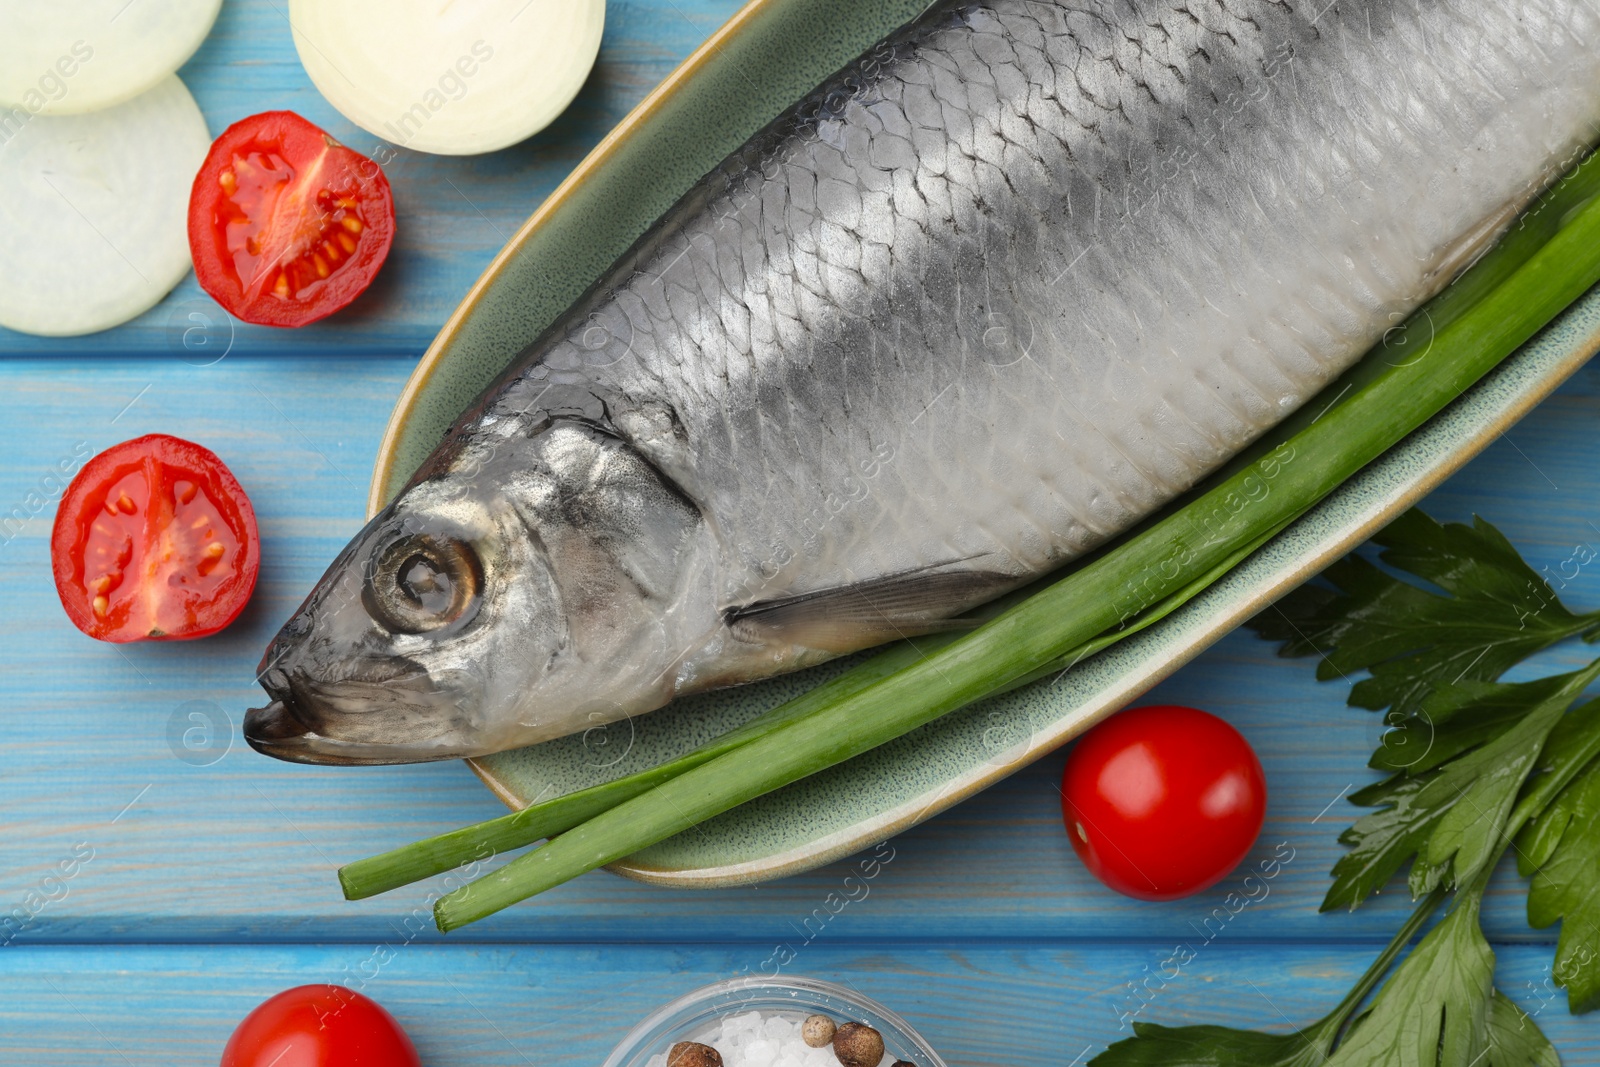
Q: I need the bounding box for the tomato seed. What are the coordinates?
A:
[197,542,227,577]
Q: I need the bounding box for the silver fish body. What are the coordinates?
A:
[248,0,1600,763]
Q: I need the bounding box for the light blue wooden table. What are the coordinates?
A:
[2,2,1597,1063]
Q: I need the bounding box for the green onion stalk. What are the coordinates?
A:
[341,155,1600,932]
[337,633,961,900]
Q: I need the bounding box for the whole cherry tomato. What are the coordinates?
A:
[188,111,395,327]
[221,985,421,1067]
[1061,704,1266,901]
[51,434,259,642]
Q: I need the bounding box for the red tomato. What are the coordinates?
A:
[188,111,395,327]
[50,434,259,643]
[222,985,421,1067]
[1061,704,1266,901]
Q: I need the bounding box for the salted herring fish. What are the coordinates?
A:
[246,0,1600,764]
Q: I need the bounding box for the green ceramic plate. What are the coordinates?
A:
[371,0,1600,887]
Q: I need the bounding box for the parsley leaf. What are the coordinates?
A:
[1249,509,1600,909]
[1092,887,1555,1067]
[1521,753,1600,1013]
[1097,509,1597,1066]
[1372,680,1551,774]
[1250,510,1599,720]
[1513,698,1600,860]
[1412,678,1574,890]
[1324,673,1583,910]
[1486,990,1560,1067]
[1324,771,1446,912]
[1324,890,1494,1066]
[1086,1020,1337,1067]
[1090,890,1444,1067]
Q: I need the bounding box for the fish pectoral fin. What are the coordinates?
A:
[726,565,1017,654]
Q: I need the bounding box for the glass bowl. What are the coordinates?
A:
[602,976,947,1067]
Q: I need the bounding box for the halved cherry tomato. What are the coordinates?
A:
[51,434,259,643]
[1061,704,1267,901]
[188,111,395,327]
[222,985,422,1067]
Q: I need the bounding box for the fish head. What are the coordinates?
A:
[245,422,710,764]
[244,473,553,764]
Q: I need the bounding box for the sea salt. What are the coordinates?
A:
[648,1010,899,1067]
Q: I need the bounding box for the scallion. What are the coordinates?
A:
[337,630,963,900]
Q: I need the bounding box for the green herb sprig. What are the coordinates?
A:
[1094,510,1600,1066]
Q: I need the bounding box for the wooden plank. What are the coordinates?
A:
[2,354,1599,946]
[0,0,747,357]
[0,942,1592,1066]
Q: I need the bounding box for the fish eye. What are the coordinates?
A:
[363,534,481,634]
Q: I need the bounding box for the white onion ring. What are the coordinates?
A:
[0,76,210,337]
[289,0,604,156]
[0,1,222,116]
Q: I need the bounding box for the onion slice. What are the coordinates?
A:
[0,76,211,338]
[288,0,604,156]
[0,1,222,116]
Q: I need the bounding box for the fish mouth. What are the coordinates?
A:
[244,666,478,765]
[243,699,465,765]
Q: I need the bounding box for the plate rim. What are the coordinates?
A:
[364,0,1600,888]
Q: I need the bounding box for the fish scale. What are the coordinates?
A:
[250,0,1600,762]
[494,0,1597,681]
[511,0,1599,598]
